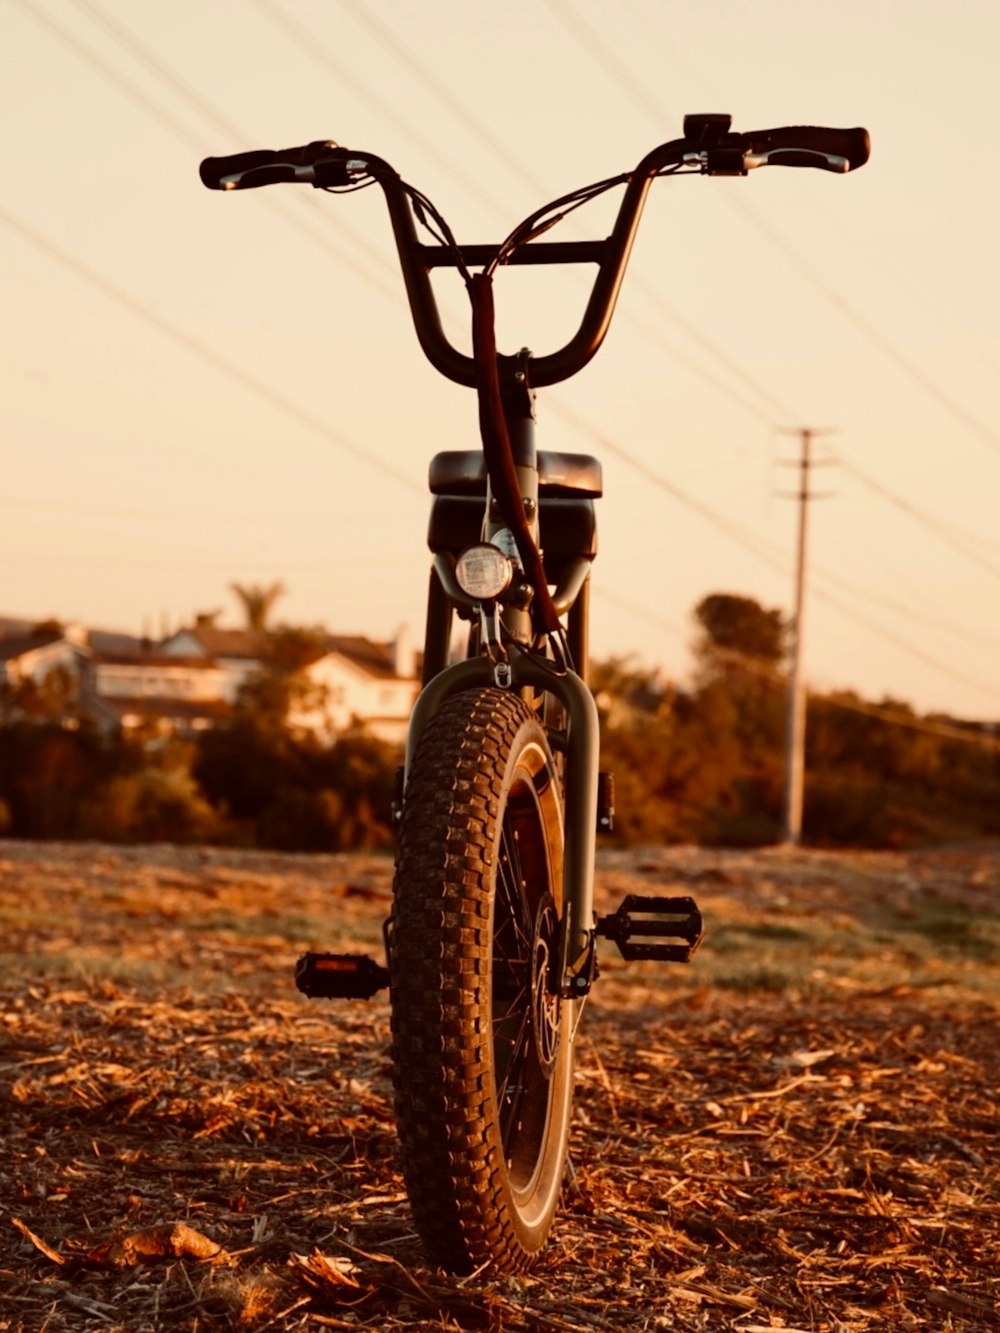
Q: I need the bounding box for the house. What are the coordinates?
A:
[0,620,90,687]
[160,619,269,703]
[0,621,92,723]
[0,615,420,744]
[86,651,233,738]
[290,628,419,743]
[161,619,420,744]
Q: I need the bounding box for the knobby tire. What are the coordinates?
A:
[389,687,573,1273]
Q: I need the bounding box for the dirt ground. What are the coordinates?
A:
[1,839,997,1331]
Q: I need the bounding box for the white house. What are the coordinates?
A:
[0,621,90,685]
[290,629,420,743]
[1,615,420,743]
[87,651,232,737]
[160,622,269,702]
[161,620,420,743]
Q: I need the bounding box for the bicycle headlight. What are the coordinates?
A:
[455,544,514,600]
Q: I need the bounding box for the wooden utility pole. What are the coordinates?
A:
[780,428,834,845]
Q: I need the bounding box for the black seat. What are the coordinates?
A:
[428,449,603,498]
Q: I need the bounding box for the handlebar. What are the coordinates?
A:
[200,115,870,389]
[199,140,347,189]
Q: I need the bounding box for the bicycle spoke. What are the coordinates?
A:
[493,980,530,1031]
[498,820,532,946]
[495,1005,533,1148]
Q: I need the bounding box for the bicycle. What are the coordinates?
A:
[200,113,869,1274]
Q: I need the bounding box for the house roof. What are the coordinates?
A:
[0,616,35,640]
[323,635,399,679]
[88,630,147,655]
[0,632,84,663]
[166,626,414,678]
[165,627,268,660]
[0,617,146,658]
[3,614,418,680]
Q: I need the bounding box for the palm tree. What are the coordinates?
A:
[229,581,286,632]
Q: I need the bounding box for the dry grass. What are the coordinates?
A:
[1,839,997,1331]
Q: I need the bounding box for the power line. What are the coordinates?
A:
[43,0,474,349]
[597,587,1000,747]
[814,691,999,748]
[813,549,1000,652]
[100,0,773,436]
[812,583,1000,705]
[547,395,790,575]
[600,554,1000,687]
[551,395,1000,706]
[7,203,993,712]
[520,2,1000,699]
[841,458,1000,579]
[710,644,1000,748]
[18,0,403,306]
[596,586,687,642]
[331,0,797,426]
[540,0,1000,458]
[335,0,543,198]
[330,0,1000,592]
[738,210,1000,458]
[320,0,1000,701]
[210,0,1000,621]
[250,0,513,221]
[0,204,422,496]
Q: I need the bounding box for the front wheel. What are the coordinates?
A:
[389,687,573,1273]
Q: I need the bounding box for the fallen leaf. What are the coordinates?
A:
[85,1221,230,1269]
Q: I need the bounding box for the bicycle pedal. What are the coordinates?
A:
[295,951,389,1000]
[595,894,703,963]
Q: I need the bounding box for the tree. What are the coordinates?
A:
[231,625,330,743]
[0,721,122,839]
[1,665,80,723]
[230,580,286,631]
[694,593,786,673]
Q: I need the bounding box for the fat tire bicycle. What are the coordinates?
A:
[201,113,869,1273]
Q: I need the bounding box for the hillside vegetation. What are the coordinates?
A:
[3,594,997,852]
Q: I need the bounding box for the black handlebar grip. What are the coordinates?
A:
[740,125,871,171]
[199,140,340,189]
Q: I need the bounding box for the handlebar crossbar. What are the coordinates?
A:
[417,241,608,268]
[373,137,692,388]
[200,117,870,389]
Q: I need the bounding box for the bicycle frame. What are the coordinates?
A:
[355,137,700,996]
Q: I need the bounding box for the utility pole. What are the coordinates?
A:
[779,428,834,846]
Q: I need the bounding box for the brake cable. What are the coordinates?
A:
[468,272,562,639]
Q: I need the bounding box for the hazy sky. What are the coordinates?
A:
[3,0,999,722]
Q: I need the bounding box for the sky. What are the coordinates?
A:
[3,0,999,724]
